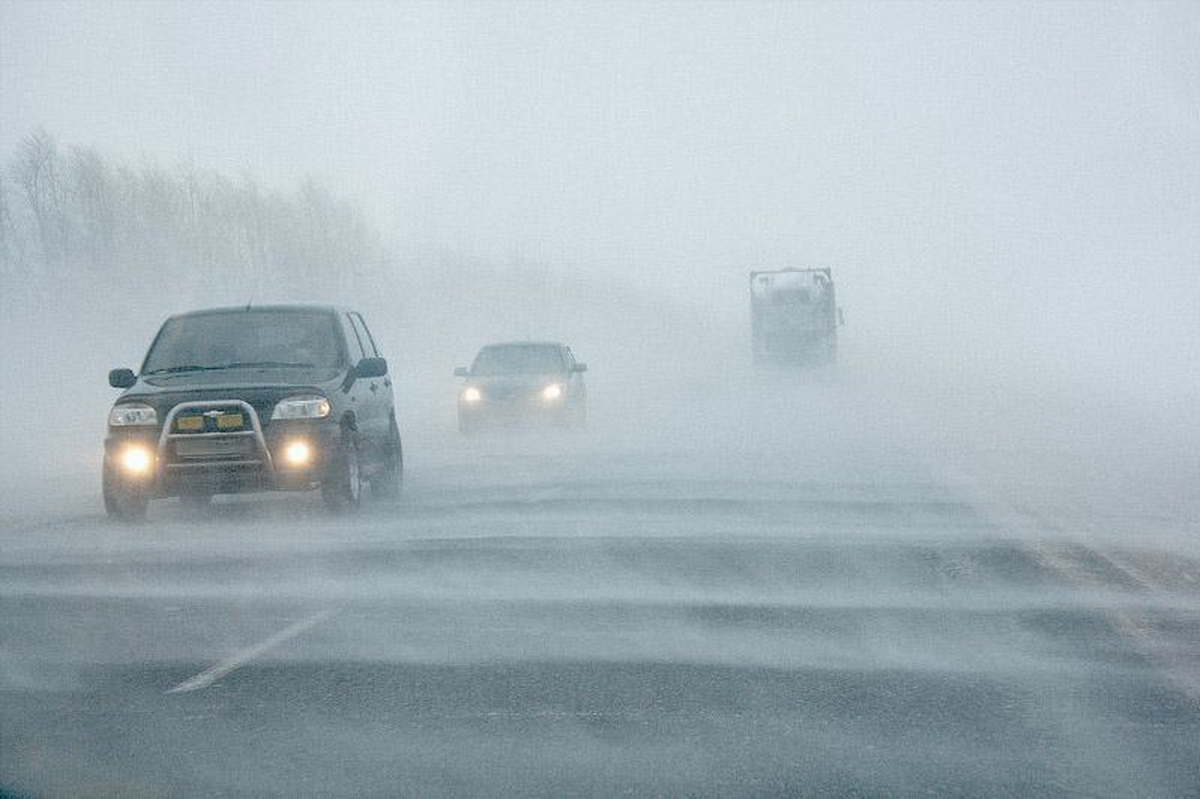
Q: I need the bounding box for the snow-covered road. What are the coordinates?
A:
[2,376,1198,796]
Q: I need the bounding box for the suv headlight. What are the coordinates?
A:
[109,403,158,426]
[541,383,564,402]
[271,395,331,420]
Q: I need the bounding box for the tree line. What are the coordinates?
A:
[0,129,391,310]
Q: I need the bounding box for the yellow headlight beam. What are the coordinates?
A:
[121,446,153,474]
[284,441,312,466]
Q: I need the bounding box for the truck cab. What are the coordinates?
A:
[750,268,841,366]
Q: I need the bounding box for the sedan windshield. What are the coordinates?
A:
[142,310,344,374]
[471,344,565,375]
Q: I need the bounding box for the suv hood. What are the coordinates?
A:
[116,371,344,424]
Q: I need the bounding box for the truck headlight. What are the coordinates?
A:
[271,396,331,420]
[109,403,158,426]
[541,383,563,402]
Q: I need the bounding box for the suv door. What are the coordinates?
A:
[345,311,389,466]
[337,312,372,455]
[563,346,585,404]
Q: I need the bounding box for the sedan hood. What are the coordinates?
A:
[470,372,565,387]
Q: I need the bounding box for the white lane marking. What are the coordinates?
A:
[166,608,337,694]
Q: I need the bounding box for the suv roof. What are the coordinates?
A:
[165,303,348,319]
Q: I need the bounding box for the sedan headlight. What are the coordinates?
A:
[541,383,564,402]
[109,403,158,426]
[271,395,331,420]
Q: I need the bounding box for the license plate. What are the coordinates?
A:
[216,413,244,431]
[175,437,252,458]
[176,416,204,432]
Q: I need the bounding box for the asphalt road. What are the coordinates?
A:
[2,380,1198,797]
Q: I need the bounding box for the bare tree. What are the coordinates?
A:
[10,128,68,272]
[66,145,117,276]
[4,130,396,312]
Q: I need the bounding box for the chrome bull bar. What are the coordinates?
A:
[157,399,274,472]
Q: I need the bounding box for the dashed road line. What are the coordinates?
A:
[166,607,337,694]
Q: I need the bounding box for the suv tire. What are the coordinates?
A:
[103,464,149,521]
[370,417,403,499]
[322,430,362,511]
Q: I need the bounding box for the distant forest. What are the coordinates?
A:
[0,129,390,307]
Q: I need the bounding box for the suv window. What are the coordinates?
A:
[342,313,366,362]
[348,312,378,358]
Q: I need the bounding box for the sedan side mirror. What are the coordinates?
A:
[454,367,470,378]
[109,368,136,389]
[572,363,588,373]
[355,357,388,379]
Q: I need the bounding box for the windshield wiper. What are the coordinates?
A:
[217,361,319,369]
[144,360,319,375]
[142,365,226,375]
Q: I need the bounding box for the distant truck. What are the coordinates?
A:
[750,268,841,365]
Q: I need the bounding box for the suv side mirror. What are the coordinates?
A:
[454,367,470,378]
[109,368,136,388]
[355,357,388,379]
[572,363,588,373]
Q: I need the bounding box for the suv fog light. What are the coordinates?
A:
[284,440,311,466]
[121,446,153,474]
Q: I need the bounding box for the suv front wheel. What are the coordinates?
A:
[369,416,403,499]
[103,463,149,521]
[322,430,362,511]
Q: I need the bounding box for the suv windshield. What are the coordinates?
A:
[472,344,564,375]
[142,310,344,374]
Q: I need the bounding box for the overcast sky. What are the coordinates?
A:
[2,1,1198,393]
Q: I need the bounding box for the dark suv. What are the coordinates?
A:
[103,305,402,519]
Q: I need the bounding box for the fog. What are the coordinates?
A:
[1,6,1198,792]
[0,1,1195,508]
[1,1,1197,523]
